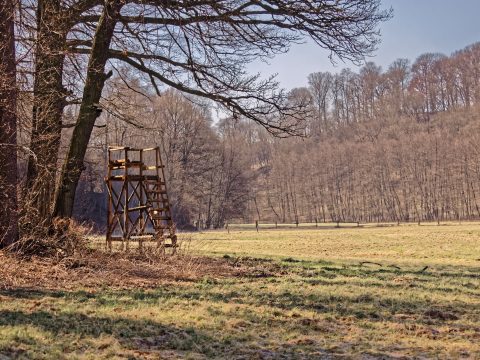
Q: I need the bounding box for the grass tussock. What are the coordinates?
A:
[15,218,89,258]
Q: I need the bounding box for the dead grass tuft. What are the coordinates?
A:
[15,217,89,258]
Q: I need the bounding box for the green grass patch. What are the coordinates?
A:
[1,223,479,358]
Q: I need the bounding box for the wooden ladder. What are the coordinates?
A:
[144,148,176,248]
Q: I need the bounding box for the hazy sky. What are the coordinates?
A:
[250,0,480,90]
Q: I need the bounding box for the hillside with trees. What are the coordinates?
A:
[65,42,480,228]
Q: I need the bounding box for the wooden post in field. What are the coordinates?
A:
[255,220,259,232]
[275,221,278,228]
[315,218,318,227]
[226,221,230,234]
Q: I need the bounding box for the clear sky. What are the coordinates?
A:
[250,0,480,90]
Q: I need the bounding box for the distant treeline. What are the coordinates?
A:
[71,42,480,228]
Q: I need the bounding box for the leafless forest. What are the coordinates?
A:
[2,1,480,236]
[58,42,480,229]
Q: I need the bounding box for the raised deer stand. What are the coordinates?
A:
[105,146,177,252]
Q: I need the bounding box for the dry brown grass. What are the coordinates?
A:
[0,249,284,292]
[15,217,89,258]
[1,225,478,359]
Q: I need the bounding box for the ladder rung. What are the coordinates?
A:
[128,205,150,212]
[107,175,160,181]
[109,165,145,170]
[110,160,142,166]
[110,159,127,164]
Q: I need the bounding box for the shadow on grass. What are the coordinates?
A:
[2,258,477,324]
[0,288,99,301]
[0,307,327,359]
[1,288,471,330]
[1,263,477,359]
[0,307,423,360]
[0,308,227,358]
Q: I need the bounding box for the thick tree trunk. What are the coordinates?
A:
[25,0,67,220]
[0,0,18,247]
[54,0,121,217]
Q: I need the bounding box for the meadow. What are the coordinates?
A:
[0,223,479,359]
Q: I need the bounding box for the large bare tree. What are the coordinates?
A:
[52,0,391,218]
[0,0,18,246]
[17,0,391,221]
[20,0,98,220]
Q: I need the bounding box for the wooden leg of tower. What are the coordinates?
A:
[171,221,177,253]
[106,149,113,251]
[155,228,165,256]
[171,234,177,254]
[106,225,112,251]
[156,228,163,247]
[106,211,113,252]
[105,224,110,251]
[105,216,110,251]
[139,149,145,253]
[124,148,129,251]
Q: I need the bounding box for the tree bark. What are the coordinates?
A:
[54,0,121,217]
[0,0,18,247]
[25,0,68,220]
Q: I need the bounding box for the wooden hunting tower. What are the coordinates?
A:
[105,146,176,250]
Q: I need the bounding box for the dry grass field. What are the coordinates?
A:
[0,223,479,359]
[188,222,480,267]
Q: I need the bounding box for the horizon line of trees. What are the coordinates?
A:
[71,41,480,228]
